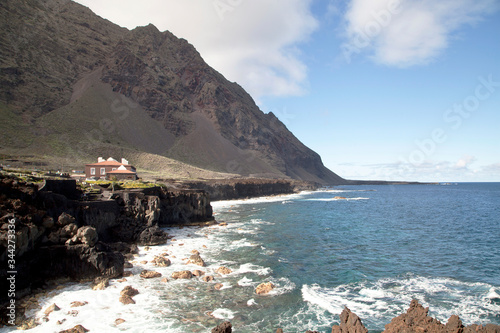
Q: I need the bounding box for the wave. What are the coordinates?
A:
[305,197,370,202]
[302,274,500,329]
[211,308,236,320]
[235,263,272,276]
[211,191,308,208]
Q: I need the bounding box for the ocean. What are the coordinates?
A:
[5,183,500,332]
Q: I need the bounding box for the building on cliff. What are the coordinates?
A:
[85,157,137,180]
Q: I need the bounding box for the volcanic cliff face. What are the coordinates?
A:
[0,0,345,185]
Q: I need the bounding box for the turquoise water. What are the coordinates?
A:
[208,183,500,331]
[8,183,500,333]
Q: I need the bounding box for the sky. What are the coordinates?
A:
[73,0,500,182]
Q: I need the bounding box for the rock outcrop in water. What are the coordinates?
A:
[383,300,500,333]
[226,300,500,333]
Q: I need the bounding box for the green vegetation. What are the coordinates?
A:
[81,179,165,190]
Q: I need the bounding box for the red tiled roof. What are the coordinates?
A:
[107,169,136,174]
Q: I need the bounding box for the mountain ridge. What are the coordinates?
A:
[0,0,346,185]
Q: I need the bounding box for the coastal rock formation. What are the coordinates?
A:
[139,270,162,279]
[187,253,206,267]
[203,275,214,282]
[70,301,87,308]
[216,267,232,275]
[182,179,318,201]
[152,255,171,267]
[212,321,232,333]
[58,325,89,333]
[91,277,110,291]
[44,303,60,316]
[383,300,500,333]
[0,174,214,315]
[171,271,193,280]
[331,307,368,333]
[119,295,135,305]
[255,282,275,295]
[214,301,500,333]
[120,286,139,297]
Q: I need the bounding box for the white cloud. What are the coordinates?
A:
[455,155,476,169]
[73,0,318,101]
[333,156,500,182]
[340,0,497,66]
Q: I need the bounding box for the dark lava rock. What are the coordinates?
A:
[212,321,232,333]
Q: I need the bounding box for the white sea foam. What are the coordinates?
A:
[238,277,255,287]
[302,274,500,328]
[211,308,236,320]
[305,197,370,202]
[268,277,296,296]
[235,263,272,276]
[247,298,258,306]
[486,287,500,300]
[211,191,314,209]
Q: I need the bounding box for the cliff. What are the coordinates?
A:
[0,174,214,316]
[181,178,319,201]
[0,0,345,185]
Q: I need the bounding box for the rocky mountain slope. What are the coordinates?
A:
[0,0,345,184]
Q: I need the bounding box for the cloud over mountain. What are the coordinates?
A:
[74,0,318,101]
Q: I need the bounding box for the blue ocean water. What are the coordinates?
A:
[208,183,500,332]
[9,183,500,333]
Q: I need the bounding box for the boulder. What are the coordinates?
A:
[70,301,87,308]
[42,216,55,229]
[92,277,110,290]
[119,295,136,305]
[192,270,205,277]
[58,325,89,333]
[57,212,76,226]
[203,275,214,282]
[120,286,139,297]
[115,318,126,325]
[172,271,193,279]
[152,256,171,267]
[212,321,232,333]
[74,226,98,247]
[255,282,275,295]
[331,307,368,333]
[44,303,60,316]
[140,270,162,279]
[138,225,168,246]
[188,253,206,267]
[214,283,223,290]
[216,267,232,275]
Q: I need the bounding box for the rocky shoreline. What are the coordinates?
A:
[2,174,499,332]
[0,173,213,326]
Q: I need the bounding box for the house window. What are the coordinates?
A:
[100,168,106,175]
[112,168,117,171]
[90,168,95,175]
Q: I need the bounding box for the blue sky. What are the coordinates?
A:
[74,0,500,182]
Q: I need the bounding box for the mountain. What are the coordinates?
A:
[0,0,346,185]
